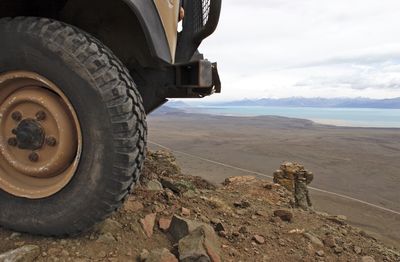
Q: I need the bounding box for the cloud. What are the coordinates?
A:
[294,58,400,92]
[199,0,400,100]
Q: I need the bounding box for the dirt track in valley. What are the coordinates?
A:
[148,112,400,249]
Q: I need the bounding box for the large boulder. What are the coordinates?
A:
[179,226,221,262]
[168,215,213,242]
[167,215,221,262]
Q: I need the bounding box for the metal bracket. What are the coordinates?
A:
[166,59,221,98]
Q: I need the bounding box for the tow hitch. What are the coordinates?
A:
[167,59,221,98]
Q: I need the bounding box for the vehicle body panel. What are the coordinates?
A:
[122,0,173,64]
[153,0,180,63]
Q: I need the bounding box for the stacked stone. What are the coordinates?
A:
[273,162,314,210]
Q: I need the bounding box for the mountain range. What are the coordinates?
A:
[199,97,400,109]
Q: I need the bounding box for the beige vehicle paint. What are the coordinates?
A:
[153,0,180,62]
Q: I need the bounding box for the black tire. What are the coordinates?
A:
[0,17,147,236]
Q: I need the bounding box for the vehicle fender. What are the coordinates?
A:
[122,0,172,64]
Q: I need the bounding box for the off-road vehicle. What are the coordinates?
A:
[0,0,221,235]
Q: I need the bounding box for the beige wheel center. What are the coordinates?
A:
[0,71,82,199]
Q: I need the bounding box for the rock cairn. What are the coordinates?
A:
[273,162,314,210]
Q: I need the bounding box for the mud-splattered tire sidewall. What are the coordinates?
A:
[0,17,147,236]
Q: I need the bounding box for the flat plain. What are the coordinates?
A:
[148,111,400,248]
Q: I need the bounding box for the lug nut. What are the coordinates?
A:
[11,111,22,121]
[36,111,46,121]
[46,136,57,147]
[7,137,17,147]
[29,152,39,162]
[11,128,17,135]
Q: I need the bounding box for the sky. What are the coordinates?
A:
[198,0,400,101]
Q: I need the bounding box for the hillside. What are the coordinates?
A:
[0,150,399,262]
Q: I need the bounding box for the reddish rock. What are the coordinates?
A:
[159,217,172,232]
[323,235,337,248]
[140,213,156,238]
[273,209,293,222]
[252,235,265,244]
[205,238,222,262]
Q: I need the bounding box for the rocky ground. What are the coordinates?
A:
[0,150,399,262]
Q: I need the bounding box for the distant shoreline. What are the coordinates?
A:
[162,105,400,128]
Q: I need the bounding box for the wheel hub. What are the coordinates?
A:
[0,71,82,199]
[13,119,45,151]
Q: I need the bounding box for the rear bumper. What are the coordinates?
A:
[166,59,221,98]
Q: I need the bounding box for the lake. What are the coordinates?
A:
[181,106,400,128]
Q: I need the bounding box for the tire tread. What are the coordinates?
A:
[0,17,147,236]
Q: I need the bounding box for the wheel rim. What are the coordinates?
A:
[0,71,82,199]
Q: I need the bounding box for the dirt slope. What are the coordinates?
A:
[147,113,400,248]
[0,150,399,262]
